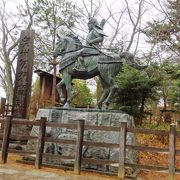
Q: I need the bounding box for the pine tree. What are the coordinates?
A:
[145,0,180,56]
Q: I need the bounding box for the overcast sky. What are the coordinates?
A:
[0,0,165,98]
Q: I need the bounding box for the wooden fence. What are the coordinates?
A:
[0,115,180,179]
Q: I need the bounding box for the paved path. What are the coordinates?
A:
[0,163,116,180]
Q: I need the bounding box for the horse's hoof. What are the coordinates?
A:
[102,103,109,110]
[96,103,102,109]
[96,105,101,109]
[63,102,70,108]
[60,98,65,103]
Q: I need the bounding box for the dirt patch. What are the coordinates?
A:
[2,132,180,179]
[0,154,116,180]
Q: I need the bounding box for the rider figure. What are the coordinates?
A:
[86,17,106,48]
[76,17,106,71]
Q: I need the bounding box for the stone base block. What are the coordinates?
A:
[26,108,137,173]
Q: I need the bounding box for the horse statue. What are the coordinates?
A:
[53,34,146,109]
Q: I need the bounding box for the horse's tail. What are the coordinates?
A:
[119,51,134,64]
[119,51,147,70]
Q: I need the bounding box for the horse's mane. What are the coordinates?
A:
[67,33,82,50]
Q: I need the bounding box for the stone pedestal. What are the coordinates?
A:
[26,108,137,172]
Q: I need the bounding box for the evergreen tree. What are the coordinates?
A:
[145,0,180,57]
[112,64,160,124]
[158,61,180,110]
[71,80,93,107]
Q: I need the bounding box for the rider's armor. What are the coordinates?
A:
[74,18,106,72]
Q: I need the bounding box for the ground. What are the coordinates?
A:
[1,150,180,179]
[1,123,180,179]
[0,154,116,180]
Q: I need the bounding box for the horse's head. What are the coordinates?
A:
[53,34,78,58]
[53,35,67,58]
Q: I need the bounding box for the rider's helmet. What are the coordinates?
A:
[88,17,99,30]
[88,17,98,24]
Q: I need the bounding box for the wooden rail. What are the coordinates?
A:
[0,116,179,179]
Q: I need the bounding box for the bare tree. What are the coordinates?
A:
[124,0,146,52]
[19,0,78,105]
[0,0,21,103]
[75,0,147,53]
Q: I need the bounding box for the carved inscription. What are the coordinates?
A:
[12,30,35,118]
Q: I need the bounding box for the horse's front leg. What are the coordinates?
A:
[56,79,65,103]
[63,73,73,108]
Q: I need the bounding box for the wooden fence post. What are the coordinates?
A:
[118,122,127,179]
[1,115,13,163]
[74,120,85,174]
[169,123,176,180]
[35,117,47,169]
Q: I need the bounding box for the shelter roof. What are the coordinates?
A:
[34,69,62,80]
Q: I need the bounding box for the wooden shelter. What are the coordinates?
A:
[0,97,6,117]
[0,98,12,118]
[34,69,66,107]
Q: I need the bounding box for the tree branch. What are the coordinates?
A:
[7,39,19,56]
[126,0,144,51]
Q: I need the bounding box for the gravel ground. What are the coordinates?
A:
[0,162,116,180]
[0,154,145,180]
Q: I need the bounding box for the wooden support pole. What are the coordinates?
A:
[35,117,47,169]
[118,122,127,179]
[169,123,176,180]
[74,120,85,174]
[1,115,13,163]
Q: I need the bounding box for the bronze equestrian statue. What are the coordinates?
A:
[53,18,146,109]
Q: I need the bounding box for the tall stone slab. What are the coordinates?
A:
[12,29,35,118]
